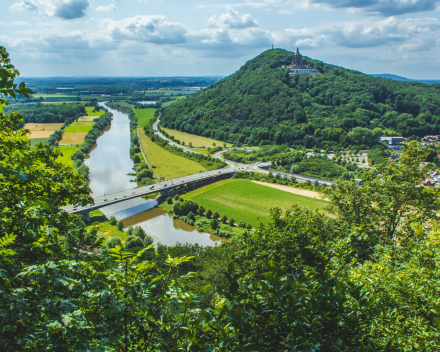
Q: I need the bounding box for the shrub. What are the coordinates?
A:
[109,215,117,225]
[180,200,198,216]
[211,219,219,229]
[144,234,154,246]
[173,200,182,215]
[197,206,205,216]
[212,211,219,219]
[133,226,146,240]
[133,155,141,163]
[229,218,234,226]
[239,221,246,228]
[314,180,319,187]
[206,209,212,219]
[126,225,134,236]
[195,218,208,228]
[246,223,252,230]
[221,214,228,223]
[187,211,196,221]
[174,194,180,201]
[125,235,143,249]
[107,237,122,248]
[116,220,124,231]
[167,196,173,204]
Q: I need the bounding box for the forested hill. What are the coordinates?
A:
[160,49,440,149]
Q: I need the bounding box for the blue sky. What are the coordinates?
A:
[2,0,440,78]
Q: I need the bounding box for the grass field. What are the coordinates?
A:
[56,145,79,166]
[86,107,105,116]
[189,148,210,155]
[64,125,93,133]
[30,138,49,147]
[28,131,54,138]
[72,121,94,126]
[60,132,87,144]
[134,108,156,128]
[182,179,328,227]
[24,123,63,131]
[84,209,127,242]
[138,132,206,179]
[162,128,232,148]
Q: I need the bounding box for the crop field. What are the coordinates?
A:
[182,179,328,227]
[85,107,105,116]
[23,123,63,131]
[64,125,93,133]
[134,108,156,128]
[138,132,206,179]
[30,138,49,147]
[162,128,232,148]
[78,116,97,122]
[60,132,88,144]
[72,121,94,126]
[27,131,54,138]
[56,145,79,166]
[189,148,210,155]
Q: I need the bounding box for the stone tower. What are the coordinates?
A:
[292,48,302,66]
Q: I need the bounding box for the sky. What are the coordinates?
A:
[1,0,440,79]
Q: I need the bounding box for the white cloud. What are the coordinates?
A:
[96,4,116,12]
[208,8,258,29]
[103,15,187,44]
[10,0,90,20]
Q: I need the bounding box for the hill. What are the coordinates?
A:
[160,49,440,149]
[372,74,440,85]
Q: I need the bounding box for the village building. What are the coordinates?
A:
[282,48,321,75]
[379,136,406,149]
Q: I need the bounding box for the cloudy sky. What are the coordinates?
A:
[2,0,440,78]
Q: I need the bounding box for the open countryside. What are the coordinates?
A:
[3,1,440,348]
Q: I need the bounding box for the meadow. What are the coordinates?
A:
[134,108,156,128]
[162,128,232,148]
[64,125,93,133]
[78,116,97,122]
[30,138,49,147]
[84,210,127,242]
[56,145,79,166]
[182,179,328,227]
[23,123,63,131]
[85,107,105,116]
[59,132,88,144]
[138,132,206,179]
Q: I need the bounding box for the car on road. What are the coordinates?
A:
[150,186,155,190]
[163,184,167,187]
[256,162,260,165]
[123,195,127,198]
[104,199,108,202]
[132,192,136,195]
[114,197,117,200]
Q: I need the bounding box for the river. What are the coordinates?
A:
[83,102,224,246]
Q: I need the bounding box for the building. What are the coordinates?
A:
[379,136,406,149]
[282,48,321,75]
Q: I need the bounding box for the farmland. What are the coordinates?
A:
[85,107,105,116]
[161,128,232,148]
[64,125,93,133]
[59,132,88,144]
[134,108,156,128]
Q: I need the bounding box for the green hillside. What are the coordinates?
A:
[160,49,440,149]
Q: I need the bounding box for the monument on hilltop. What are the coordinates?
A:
[282,48,321,75]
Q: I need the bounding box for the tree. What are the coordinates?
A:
[206,209,213,219]
[126,225,134,236]
[212,211,219,219]
[229,218,234,226]
[223,143,226,147]
[239,221,246,228]
[125,235,143,249]
[116,220,124,231]
[107,237,122,248]
[109,215,117,225]
[221,214,228,223]
[133,155,141,163]
[246,223,252,230]
[167,196,173,204]
[197,206,205,216]
[173,200,182,215]
[187,211,196,221]
[189,142,193,147]
[211,219,219,229]
[133,226,146,240]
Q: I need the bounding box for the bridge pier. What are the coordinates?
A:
[82,212,91,222]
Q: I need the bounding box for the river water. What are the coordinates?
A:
[83,103,224,246]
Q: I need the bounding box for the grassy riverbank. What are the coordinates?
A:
[134,108,156,128]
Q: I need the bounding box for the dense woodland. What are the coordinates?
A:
[161,49,440,150]
[4,46,440,350]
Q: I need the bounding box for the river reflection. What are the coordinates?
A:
[85,103,221,246]
[122,208,226,246]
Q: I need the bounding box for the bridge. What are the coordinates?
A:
[61,163,270,215]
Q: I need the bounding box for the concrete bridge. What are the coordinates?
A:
[61,163,270,216]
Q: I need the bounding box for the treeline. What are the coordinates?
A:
[160,49,440,150]
[5,102,85,128]
[69,112,112,178]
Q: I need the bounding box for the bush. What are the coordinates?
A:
[221,214,228,223]
[197,206,205,216]
[107,237,122,248]
[126,226,134,236]
[116,220,124,231]
[173,200,182,215]
[187,211,196,221]
[144,234,154,246]
[212,211,219,219]
[211,219,219,229]
[229,218,234,226]
[246,223,252,230]
[125,235,143,249]
[133,155,141,163]
[239,221,246,228]
[133,226,146,240]
[206,209,213,219]
[167,196,173,204]
[174,194,180,201]
[195,218,208,228]
[180,200,198,216]
[109,215,117,225]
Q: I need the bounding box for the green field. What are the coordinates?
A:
[189,148,210,155]
[182,179,328,227]
[56,145,79,166]
[134,108,156,128]
[138,132,206,179]
[64,125,93,133]
[162,128,232,148]
[30,138,49,147]
[85,107,105,116]
[84,209,127,242]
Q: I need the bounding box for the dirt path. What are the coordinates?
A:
[252,181,328,200]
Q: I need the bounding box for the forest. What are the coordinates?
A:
[160,49,440,150]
